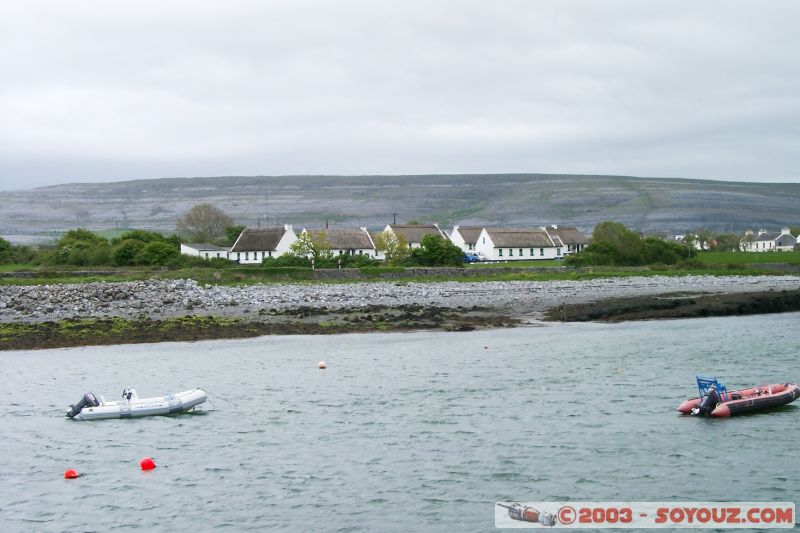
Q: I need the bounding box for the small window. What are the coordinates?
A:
[237,252,241,261]
[530,248,534,256]
[245,252,249,260]
[539,248,544,256]
[499,249,503,257]
[509,249,513,257]
[557,248,561,256]
[482,237,485,244]
[518,248,523,256]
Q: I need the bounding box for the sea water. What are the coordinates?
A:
[1,313,798,531]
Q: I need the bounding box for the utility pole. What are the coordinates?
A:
[392,212,397,225]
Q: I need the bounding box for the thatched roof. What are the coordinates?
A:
[484,227,554,247]
[452,226,483,245]
[306,228,374,249]
[388,224,444,243]
[544,226,590,245]
[230,227,287,252]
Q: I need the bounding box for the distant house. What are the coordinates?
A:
[180,243,230,260]
[740,228,796,252]
[302,227,377,258]
[229,225,297,264]
[673,234,706,251]
[475,227,561,261]
[383,224,447,248]
[542,225,590,255]
[449,226,483,253]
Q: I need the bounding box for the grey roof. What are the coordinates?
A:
[306,228,374,249]
[453,226,483,245]
[230,227,286,252]
[388,224,443,243]
[756,232,780,241]
[185,243,228,251]
[545,226,590,245]
[485,228,554,247]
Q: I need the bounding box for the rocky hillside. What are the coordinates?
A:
[1,174,798,243]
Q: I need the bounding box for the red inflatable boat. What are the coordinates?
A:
[678,377,799,417]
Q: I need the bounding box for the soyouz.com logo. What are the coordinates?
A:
[495,502,795,528]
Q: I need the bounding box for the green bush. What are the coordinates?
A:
[138,241,180,265]
[262,255,311,268]
[407,235,465,266]
[112,239,146,266]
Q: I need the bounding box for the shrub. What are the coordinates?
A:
[112,239,146,266]
[138,241,180,265]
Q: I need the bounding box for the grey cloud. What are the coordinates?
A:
[1,0,798,190]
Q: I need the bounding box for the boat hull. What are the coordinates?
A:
[73,389,207,420]
[677,383,799,417]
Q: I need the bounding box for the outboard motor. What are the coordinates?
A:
[66,392,100,418]
[695,387,719,416]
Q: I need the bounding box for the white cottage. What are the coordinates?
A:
[229,225,297,264]
[449,226,483,253]
[475,227,561,261]
[180,243,230,260]
[302,227,377,258]
[740,228,796,252]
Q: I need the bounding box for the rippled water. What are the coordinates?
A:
[2,313,799,531]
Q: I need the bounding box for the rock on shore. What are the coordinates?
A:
[1,275,798,324]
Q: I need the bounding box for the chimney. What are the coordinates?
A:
[758,228,767,235]
[744,230,753,236]
[551,224,558,229]
[284,224,292,231]
[781,227,790,235]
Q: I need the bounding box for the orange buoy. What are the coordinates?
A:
[318,361,327,369]
[140,457,156,470]
[64,469,80,479]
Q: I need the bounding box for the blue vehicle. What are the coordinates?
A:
[463,253,480,263]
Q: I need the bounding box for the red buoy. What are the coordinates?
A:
[64,469,79,479]
[140,457,156,470]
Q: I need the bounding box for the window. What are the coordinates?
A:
[539,248,544,256]
[530,248,534,256]
[509,249,513,256]
[245,252,249,260]
[482,237,486,244]
[557,248,561,256]
[499,249,503,257]
[237,252,241,261]
[519,248,523,256]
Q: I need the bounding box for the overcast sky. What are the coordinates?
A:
[1,1,798,190]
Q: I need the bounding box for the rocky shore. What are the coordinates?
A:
[2,275,799,324]
[1,275,799,349]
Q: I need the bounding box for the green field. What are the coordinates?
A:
[696,251,800,265]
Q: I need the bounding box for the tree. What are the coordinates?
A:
[409,235,465,266]
[112,239,146,266]
[288,231,332,263]
[224,225,246,246]
[695,229,713,251]
[176,204,233,242]
[138,241,180,265]
[373,230,409,265]
[591,221,643,264]
[0,237,11,263]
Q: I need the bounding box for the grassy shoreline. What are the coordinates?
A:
[0,263,796,286]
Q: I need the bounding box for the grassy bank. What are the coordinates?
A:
[695,251,800,265]
[0,263,794,287]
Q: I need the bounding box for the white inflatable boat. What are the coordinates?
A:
[66,388,207,420]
